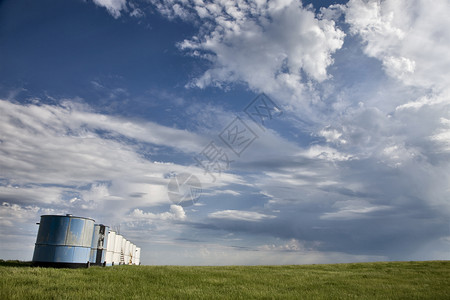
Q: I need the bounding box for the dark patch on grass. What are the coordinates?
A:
[0,260,32,268]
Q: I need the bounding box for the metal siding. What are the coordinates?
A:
[89,249,96,263]
[121,238,126,251]
[124,240,130,264]
[89,224,109,264]
[106,231,116,251]
[66,218,86,246]
[131,244,137,265]
[89,224,100,264]
[113,234,123,265]
[105,230,116,266]
[135,247,141,265]
[120,238,127,265]
[91,225,101,248]
[36,216,70,245]
[54,246,75,263]
[32,215,94,265]
[100,226,109,264]
[114,235,123,253]
[72,246,91,263]
[102,227,109,249]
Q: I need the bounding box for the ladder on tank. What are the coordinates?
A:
[120,251,124,265]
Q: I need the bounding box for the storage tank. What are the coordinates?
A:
[104,230,116,266]
[124,240,131,265]
[113,234,123,265]
[120,238,127,265]
[128,242,134,265]
[32,214,95,268]
[135,247,141,265]
[89,224,109,266]
[131,244,136,265]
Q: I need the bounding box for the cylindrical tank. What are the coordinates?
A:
[113,234,123,265]
[124,240,131,265]
[89,224,109,266]
[131,244,136,265]
[32,214,95,268]
[135,247,141,265]
[104,230,116,266]
[128,243,133,265]
[120,238,127,265]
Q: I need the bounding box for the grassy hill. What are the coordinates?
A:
[1,260,449,299]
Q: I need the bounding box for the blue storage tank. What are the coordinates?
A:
[89,224,109,266]
[32,214,95,268]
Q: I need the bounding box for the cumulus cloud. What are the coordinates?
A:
[346,0,450,90]
[150,0,344,113]
[131,204,186,221]
[93,0,128,18]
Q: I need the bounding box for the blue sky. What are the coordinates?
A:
[1,0,449,265]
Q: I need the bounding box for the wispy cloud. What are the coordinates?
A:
[0,98,245,227]
[208,210,276,222]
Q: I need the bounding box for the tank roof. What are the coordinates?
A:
[40,215,95,222]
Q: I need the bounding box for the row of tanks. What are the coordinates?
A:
[32,214,140,268]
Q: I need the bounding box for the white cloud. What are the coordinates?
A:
[1,202,38,227]
[304,145,353,162]
[258,238,307,252]
[431,117,450,152]
[0,99,249,230]
[320,200,391,220]
[208,210,275,222]
[382,56,415,80]
[319,126,347,145]
[346,0,450,89]
[0,99,207,185]
[128,1,144,18]
[152,0,344,113]
[130,204,186,222]
[93,0,127,18]
[396,93,448,111]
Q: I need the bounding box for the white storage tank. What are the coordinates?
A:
[113,234,123,266]
[124,240,131,265]
[131,244,136,265]
[104,230,116,266]
[135,247,141,265]
[120,238,127,265]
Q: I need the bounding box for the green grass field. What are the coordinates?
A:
[1,260,449,299]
